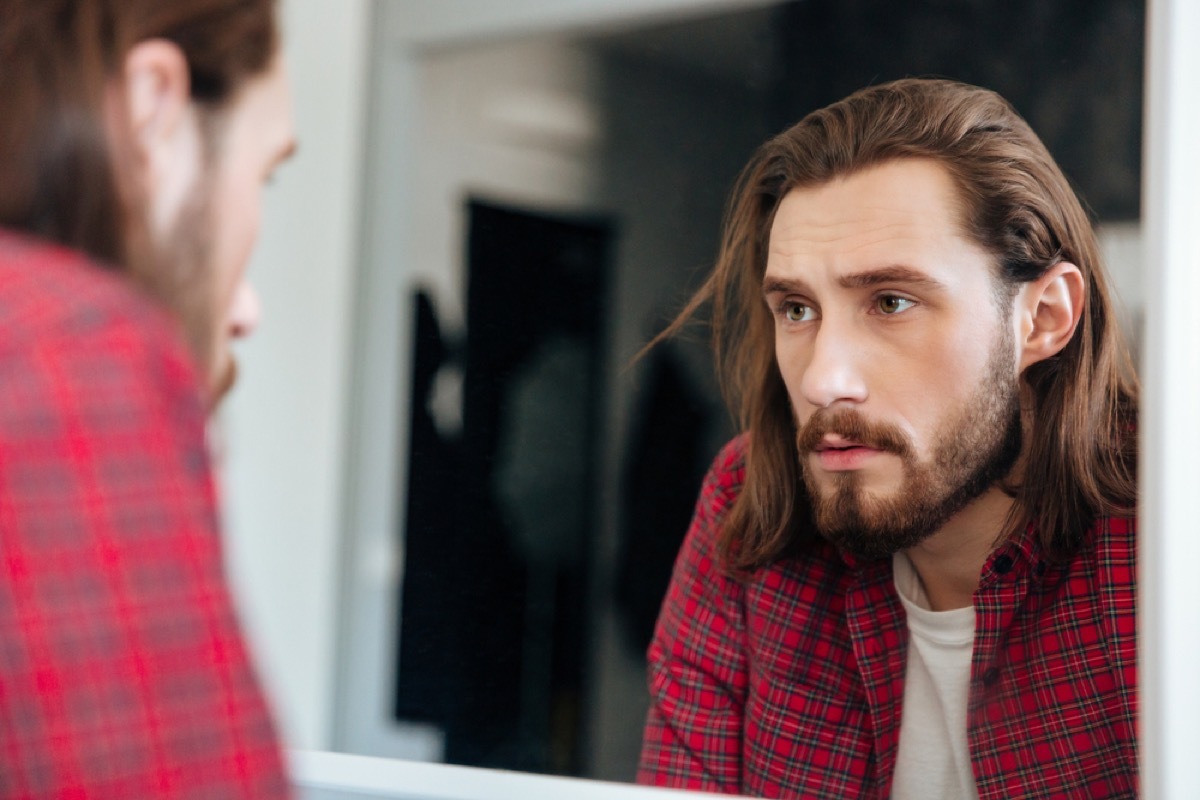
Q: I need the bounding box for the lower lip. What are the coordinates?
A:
[814,447,885,471]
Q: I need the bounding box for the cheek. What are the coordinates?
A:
[773,333,810,397]
[210,177,264,303]
[890,326,1002,433]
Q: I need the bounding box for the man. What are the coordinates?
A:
[638,79,1138,799]
[0,1,295,796]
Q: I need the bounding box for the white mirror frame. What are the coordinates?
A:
[1140,0,1200,797]
[292,750,743,800]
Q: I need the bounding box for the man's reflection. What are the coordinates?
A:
[639,78,1139,798]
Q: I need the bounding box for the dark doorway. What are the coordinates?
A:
[394,200,614,777]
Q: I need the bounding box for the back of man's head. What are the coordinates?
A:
[0,1,277,262]
[671,78,1138,571]
[0,0,282,398]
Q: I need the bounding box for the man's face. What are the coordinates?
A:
[160,51,295,402]
[763,158,1022,560]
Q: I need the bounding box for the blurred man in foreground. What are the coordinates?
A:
[0,1,295,795]
[638,79,1138,798]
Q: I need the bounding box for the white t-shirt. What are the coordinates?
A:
[890,552,979,800]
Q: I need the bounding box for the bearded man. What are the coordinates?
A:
[0,1,295,796]
[637,79,1138,799]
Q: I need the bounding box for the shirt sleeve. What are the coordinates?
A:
[0,310,290,798]
[637,439,750,793]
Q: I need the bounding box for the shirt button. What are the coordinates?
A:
[982,667,1001,687]
[1035,561,1047,577]
[992,554,1014,575]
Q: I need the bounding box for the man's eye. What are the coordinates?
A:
[877,295,915,315]
[784,302,815,322]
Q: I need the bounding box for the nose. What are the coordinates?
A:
[227,279,261,340]
[797,317,868,408]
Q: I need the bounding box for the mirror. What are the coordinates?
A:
[229,0,1150,791]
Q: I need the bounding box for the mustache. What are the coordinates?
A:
[795,408,914,458]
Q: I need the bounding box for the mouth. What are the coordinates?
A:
[811,436,885,470]
[814,435,874,452]
[797,408,912,473]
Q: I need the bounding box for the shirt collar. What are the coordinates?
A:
[831,519,1047,584]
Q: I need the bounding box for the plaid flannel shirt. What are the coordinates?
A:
[0,231,289,798]
[639,435,1137,799]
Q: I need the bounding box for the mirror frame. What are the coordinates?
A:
[1139,0,1200,796]
[292,749,744,799]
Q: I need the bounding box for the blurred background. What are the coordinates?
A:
[218,0,1146,787]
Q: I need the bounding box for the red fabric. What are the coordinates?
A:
[0,231,289,799]
[638,435,1137,799]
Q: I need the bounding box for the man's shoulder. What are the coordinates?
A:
[1087,510,1137,582]
[0,229,204,422]
[688,434,750,535]
[0,229,182,354]
[706,433,749,488]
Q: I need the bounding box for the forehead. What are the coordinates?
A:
[766,158,990,283]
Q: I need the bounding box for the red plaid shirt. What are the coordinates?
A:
[639,435,1137,799]
[0,231,289,798]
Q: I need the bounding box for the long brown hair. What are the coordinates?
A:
[0,0,278,277]
[660,78,1138,572]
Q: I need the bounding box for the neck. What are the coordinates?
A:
[901,486,1016,611]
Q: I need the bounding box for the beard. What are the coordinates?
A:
[794,334,1022,561]
[153,167,234,407]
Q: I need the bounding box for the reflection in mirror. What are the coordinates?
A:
[340,0,1145,787]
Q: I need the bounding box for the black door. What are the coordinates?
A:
[395,199,613,776]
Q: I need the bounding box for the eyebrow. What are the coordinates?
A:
[838,266,947,291]
[762,265,948,296]
[762,275,812,297]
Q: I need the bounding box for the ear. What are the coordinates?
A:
[122,39,192,161]
[116,40,201,237]
[1015,262,1085,371]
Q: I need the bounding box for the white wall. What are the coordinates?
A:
[1096,221,1144,346]
[386,0,780,47]
[219,0,371,751]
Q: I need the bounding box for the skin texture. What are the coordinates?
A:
[121,41,296,402]
[763,158,1084,609]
